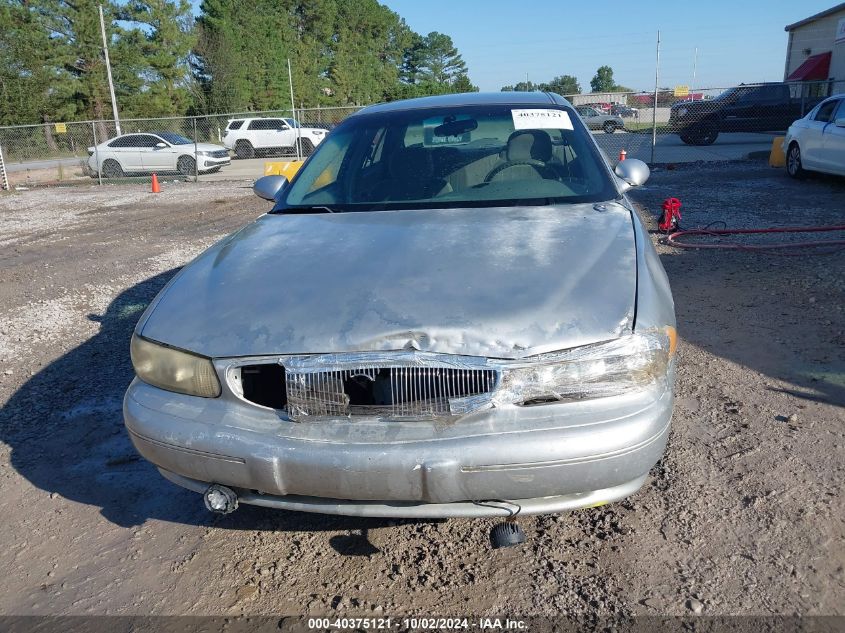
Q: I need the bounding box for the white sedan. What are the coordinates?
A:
[784,95,845,178]
[87,132,231,178]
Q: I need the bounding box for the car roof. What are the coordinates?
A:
[352,91,570,117]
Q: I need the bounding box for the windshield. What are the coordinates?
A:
[283,118,300,128]
[278,104,617,212]
[157,132,193,145]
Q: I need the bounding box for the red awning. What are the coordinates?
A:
[787,51,831,81]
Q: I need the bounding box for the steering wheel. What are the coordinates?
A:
[484,160,555,183]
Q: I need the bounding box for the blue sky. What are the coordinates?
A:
[380,0,835,92]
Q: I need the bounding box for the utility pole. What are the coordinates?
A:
[651,30,660,164]
[99,5,121,135]
[692,47,698,91]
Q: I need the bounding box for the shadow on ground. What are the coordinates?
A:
[0,269,421,552]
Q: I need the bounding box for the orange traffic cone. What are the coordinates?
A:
[151,173,160,193]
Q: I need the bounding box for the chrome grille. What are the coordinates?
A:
[284,364,498,420]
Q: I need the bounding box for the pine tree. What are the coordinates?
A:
[116,0,196,117]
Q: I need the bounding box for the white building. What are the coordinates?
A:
[784,3,845,95]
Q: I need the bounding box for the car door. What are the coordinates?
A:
[117,135,148,171]
[802,99,839,170]
[723,87,757,132]
[820,98,845,175]
[248,119,290,150]
[138,134,173,171]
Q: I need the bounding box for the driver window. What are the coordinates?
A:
[814,100,838,123]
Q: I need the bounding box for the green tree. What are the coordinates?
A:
[115,0,196,118]
[590,65,615,92]
[540,74,580,96]
[450,74,478,94]
[406,32,467,86]
[0,0,63,126]
[328,0,413,104]
[512,81,538,92]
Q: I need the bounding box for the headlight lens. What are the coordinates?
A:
[677,107,688,117]
[312,130,325,135]
[495,328,675,405]
[130,335,221,398]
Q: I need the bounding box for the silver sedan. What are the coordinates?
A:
[124,92,675,519]
[576,106,626,133]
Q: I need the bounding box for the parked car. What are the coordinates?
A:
[575,106,625,133]
[125,91,676,520]
[223,117,327,159]
[611,104,639,118]
[783,95,845,178]
[583,102,612,114]
[87,132,230,178]
[669,82,822,145]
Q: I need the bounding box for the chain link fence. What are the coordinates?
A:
[1,81,842,190]
[0,106,361,189]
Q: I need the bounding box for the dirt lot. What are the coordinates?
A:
[0,164,843,619]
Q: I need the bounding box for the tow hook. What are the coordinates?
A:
[203,484,239,514]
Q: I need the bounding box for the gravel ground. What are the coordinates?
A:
[0,165,843,618]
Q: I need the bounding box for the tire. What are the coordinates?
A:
[694,122,719,145]
[177,155,196,175]
[786,143,806,179]
[603,121,617,134]
[296,138,315,156]
[679,132,695,145]
[235,140,255,159]
[101,159,124,179]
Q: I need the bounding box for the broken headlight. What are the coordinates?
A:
[130,334,221,398]
[495,328,676,405]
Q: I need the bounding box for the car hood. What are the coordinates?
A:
[194,143,228,152]
[139,204,638,359]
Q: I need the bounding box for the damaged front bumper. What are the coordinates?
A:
[123,377,672,518]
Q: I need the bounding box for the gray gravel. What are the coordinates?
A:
[0,165,842,616]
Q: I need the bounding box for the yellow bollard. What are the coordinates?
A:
[768,136,786,168]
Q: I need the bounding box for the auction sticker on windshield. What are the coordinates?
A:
[512,109,573,130]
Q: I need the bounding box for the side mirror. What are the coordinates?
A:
[836,118,845,128]
[614,158,650,192]
[253,175,288,201]
[155,142,167,148]
[279,124,290,130]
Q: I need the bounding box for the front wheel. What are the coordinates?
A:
[786,143,805,179]
[603,121,617,134]
[101,159,124,178]
[177,155,196,175]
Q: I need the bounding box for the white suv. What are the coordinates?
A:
[223,117,327,159]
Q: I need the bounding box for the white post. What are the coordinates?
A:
[288,58,301,160]
[651,30,660,165]
[99,5,121,136]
